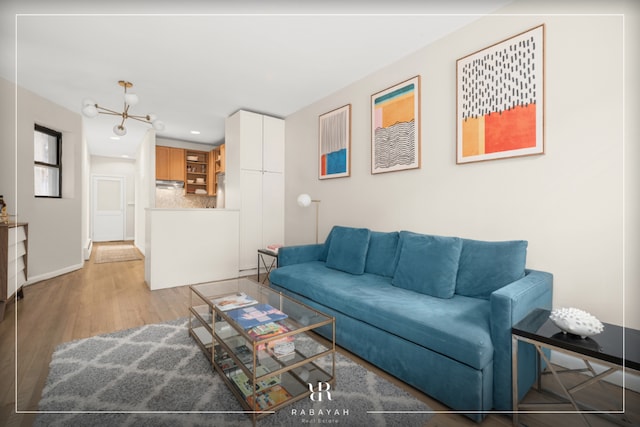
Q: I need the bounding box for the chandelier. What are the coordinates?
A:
[81,80,165,136]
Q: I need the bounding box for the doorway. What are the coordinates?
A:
[92,175,125,242]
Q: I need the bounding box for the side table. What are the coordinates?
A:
[257,248,278,284]
[512,308,640,426]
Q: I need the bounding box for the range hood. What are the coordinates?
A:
[156,180,184,189]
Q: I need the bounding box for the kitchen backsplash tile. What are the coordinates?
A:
[156,188,216,209]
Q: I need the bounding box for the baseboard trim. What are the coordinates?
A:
[84,239,93,260]
[239,268,257,277]
[551,350,640,393]
[26,263,84,286]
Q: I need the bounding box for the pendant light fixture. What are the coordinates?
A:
[81,80,165,136]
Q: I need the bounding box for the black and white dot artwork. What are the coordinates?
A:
[458,28,543,121]
[456,25,545,164]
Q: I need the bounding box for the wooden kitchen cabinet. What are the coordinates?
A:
[216,143,225,174]
[156,146,185,181]
[208,144,226,196]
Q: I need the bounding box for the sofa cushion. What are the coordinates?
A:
[392,232,462,298]
[269,262,493,370]
[364,231,399,277]
[325,226,371,275]
[455,238,528,299]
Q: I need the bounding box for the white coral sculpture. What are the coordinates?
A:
[549,307,604,339]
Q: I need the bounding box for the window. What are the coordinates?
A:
[34,124,62,198]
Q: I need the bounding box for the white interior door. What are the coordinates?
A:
[92,175,125,242]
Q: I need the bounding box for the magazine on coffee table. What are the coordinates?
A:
[226,304,288,329]
[211,292,258,312]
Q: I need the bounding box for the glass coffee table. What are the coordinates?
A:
[188,278,335,424]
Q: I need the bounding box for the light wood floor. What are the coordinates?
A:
[1,242,638,427]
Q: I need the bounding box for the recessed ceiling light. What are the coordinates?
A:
[110,136,120,140]
[121,155,129,158]
[190,130,201,135]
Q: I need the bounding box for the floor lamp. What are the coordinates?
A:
[297,193,321,244]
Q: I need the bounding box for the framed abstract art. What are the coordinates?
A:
[371,76,421,174]
[456,24,545,164]
[319,104,351,179]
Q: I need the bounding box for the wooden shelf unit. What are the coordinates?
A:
[185,150,210,195]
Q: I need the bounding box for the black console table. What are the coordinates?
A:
[512,308,639,426]
[256,248,278,284]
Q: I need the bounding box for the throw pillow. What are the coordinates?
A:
[364,231,400,277]
[391,232,462,298]
[455,238,528,299]
[325,226,371,275]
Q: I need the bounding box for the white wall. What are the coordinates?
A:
[134,129,156,254]
[90,156,137,240]
[0,77,84,283]
[0,78,16,224]
[284,4,638,329]
[81,129,91,259]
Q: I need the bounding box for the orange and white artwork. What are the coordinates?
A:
[457,25,545,164]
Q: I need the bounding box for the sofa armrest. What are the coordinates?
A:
[278,244,325,267]
[489,269,553,410]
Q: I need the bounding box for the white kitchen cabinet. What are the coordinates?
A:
[225,110,285,273]
[238,169,263,270]
[239,112,263,171]
[261,171,284,249]
[263,115,285,173]
[1,223,28,321]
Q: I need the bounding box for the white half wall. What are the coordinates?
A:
[283,2,638,329]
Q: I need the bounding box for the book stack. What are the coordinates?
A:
[248,322,296,355]
[248,322,290,339]
[228,366,281,398]
[226,304,288,330]
[266,244,283,254]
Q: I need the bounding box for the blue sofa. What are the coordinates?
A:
[269,226,553,421]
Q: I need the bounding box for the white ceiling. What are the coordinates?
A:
[1,0,512,159]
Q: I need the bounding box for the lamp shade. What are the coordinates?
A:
[81,104,99,118]
[152,120,165,131]
[113,124,127,136]
[124,93,139,106]
[297,193,313,207]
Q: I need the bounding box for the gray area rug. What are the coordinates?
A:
[35,318,433,426]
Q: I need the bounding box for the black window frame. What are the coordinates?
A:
[34,124,63,198]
